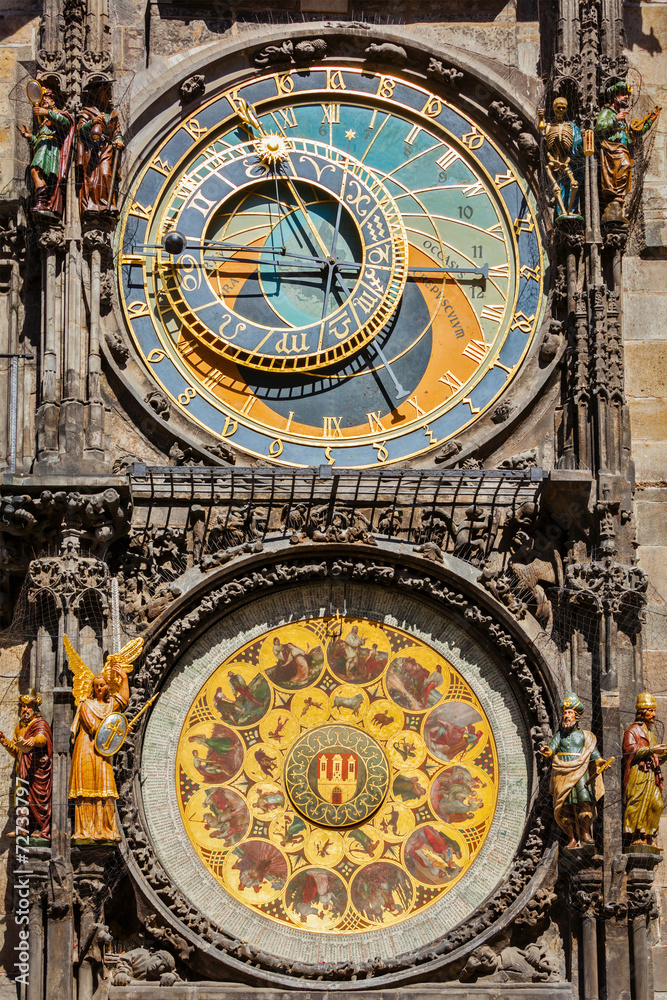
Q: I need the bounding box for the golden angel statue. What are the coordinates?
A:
[65,635,143,841]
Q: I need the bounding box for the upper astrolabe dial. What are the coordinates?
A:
[120,66,546,467]
[156,121,408,373]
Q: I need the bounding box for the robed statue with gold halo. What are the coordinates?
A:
[65,635,143,841]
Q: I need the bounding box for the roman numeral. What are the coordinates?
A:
[438,371,463,395]
[462,339,489,365]
[322,416,343,438]
[276,107,298,129]
[481,303,504,323]
[367,411,386,433]
[321,103,341,124]
[404,124,422,146]
[436,148,460,172]
[406,396,426,417]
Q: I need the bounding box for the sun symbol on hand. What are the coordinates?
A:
[255,133,290,165]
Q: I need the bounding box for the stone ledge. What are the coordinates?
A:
[108,986,573,1000]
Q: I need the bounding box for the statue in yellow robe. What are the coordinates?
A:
[623,692,667,848]
[65,635,143,841]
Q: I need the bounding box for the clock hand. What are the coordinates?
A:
[321,196,345,320]
[407,264,489,277]
[372,341,409,400]
[333,261,489,278]
[329,268,408,400]
[196,241,330,267]
[237,98,266,136]
[202,255,325,271]
[279,172,331,261]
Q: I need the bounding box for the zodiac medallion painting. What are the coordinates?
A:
[175,616,499,934]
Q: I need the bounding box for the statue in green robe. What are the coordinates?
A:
[540,692,607,849]
[17,88,74,218]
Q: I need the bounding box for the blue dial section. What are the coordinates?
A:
[118,67,547,468]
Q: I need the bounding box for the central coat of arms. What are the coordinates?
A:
[316,752,358,803]
[284,724,389,827]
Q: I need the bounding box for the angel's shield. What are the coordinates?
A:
[94,712,128,757]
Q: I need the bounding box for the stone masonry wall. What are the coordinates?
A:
[624,3,667,996]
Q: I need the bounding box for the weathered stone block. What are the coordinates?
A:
[626,343,667,398]
[624,291,667,341]
[629,399,667,442]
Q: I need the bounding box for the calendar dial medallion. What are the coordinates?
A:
[119,66,546,467]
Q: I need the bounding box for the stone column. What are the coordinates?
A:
[35,225,66,463]
[26,872,47,1000]
[564,856,603,1000]
[74,862,111,1000]
[82,226,111,468]
[626,854,662,1000]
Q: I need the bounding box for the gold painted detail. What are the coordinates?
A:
[255,133,290,165]
[176,616,499,934]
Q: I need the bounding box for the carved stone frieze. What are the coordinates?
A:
[364,43,408,65]
[460,937,560,982]
[145,390,170,420]
[37,225,66,254]
[563,501,648,628]
[105,332,129,362]
[27,555,109,602]
[479,502,564,630]
[281,502,376,545]
[490,399,515,424]
[252,38,327,68]
[514,886,558,928]
[426,58,463,87]
[0,488,132,571]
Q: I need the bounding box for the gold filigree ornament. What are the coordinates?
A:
[255,133,290,165]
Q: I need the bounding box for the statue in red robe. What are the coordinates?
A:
[77,81,124,217]
[0,688,52,839]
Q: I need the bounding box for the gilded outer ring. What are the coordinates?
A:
[284,723,389,828]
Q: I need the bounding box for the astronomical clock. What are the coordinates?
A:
[140,587,533,970]
[119,65,546,467]
[113,54,553,987]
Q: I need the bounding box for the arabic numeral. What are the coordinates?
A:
[472,245,483,258]
[458,206,474,220]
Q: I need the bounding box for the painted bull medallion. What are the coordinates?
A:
[175,615,499,933]
[284,724,389,827]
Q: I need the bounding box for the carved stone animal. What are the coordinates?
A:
[508,530,564,629]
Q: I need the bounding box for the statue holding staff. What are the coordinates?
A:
[539,692,609,849]
[622,692,667,849]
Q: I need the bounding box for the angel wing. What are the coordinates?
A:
[103,637,144,693]
[63,634,95,707]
